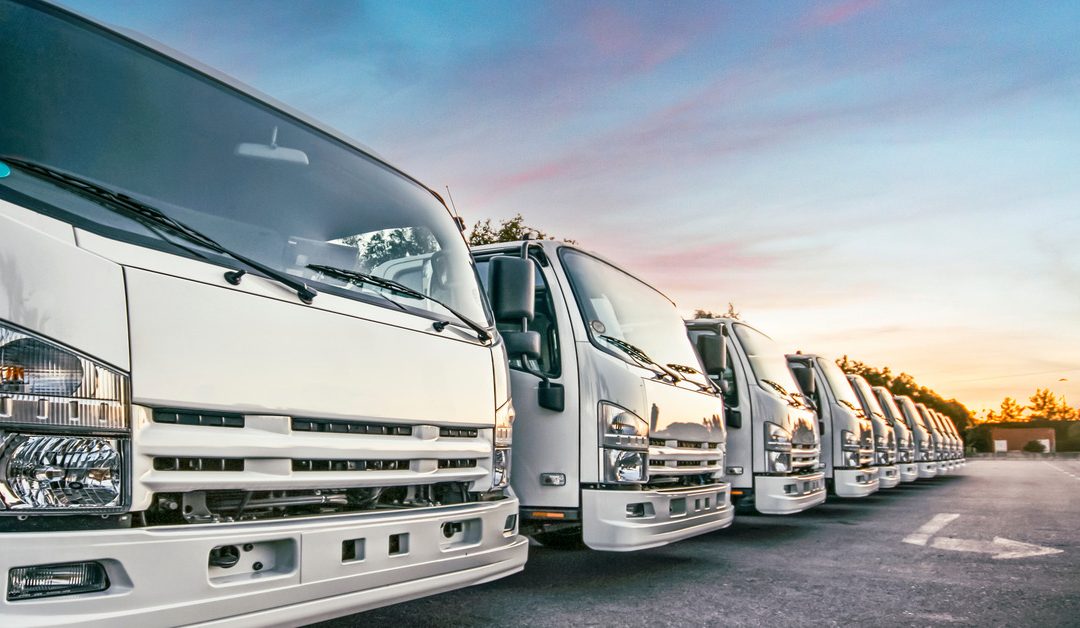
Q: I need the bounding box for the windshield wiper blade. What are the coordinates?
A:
[665,363,717,393]
[307,264,491,343]
[760,378,801,406]
[599,335,682,383]
[1,155,318,304]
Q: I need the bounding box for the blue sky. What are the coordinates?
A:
[63,0,1080,412]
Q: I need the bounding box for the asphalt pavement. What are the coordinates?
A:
[317,460,1079,627]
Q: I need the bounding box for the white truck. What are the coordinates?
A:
[846,374,900,489]
[472,241,733,551]
[916,403,950,474]
[787,354,879,497]
[870,387,917,482]
[0,1,527,624]
[685,319,825,514]
[893,395,938,479]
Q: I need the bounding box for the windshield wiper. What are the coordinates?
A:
[599,335,682,383]
[307,264,491,343]
[665,363,718,393]
[0,156,318,304]
[760,378,801,407]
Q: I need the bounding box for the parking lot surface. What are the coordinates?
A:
[318,460,1079,627]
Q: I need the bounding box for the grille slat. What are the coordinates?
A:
[153,457,245,472]
[153,410,245,429]
[292,419,412,436]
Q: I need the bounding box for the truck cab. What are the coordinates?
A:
[894,395,938,478]
[0,2,526,624]
[871,387,918,482]
[472,241,733,551]
[916,403,949,474]
[846,374,900,489]
[685,319,825,514]
[787,354,879,497]
[933,410,963,471]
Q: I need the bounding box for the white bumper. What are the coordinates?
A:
[877,465,901,489]
[898,463,918,483]
[582,483,733,551]
[833,467,879,497]
[754,472,827,515]
[0,499,527,627]
[917,461,938,478]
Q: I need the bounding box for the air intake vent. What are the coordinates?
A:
[292,459,409,472]
[153,457,245,472]
[153,410,244,428]
[292,419,412,436]
[439,427,479,438]
[437,459,478,469]
[649,438,666,447]
[676,460,705,467]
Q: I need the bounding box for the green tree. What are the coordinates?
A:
[467,214,572,246]
[1022,440,1046,453]
[358,228,437,271]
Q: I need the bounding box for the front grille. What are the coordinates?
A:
[154,457,245,472]
[676,460,705,467]
[292,418,412,436]
[292,459,409,472]
[437,458,478,469]
[153,409,244,428]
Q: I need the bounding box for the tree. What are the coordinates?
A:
[1022,440,1046,453]
[999,397,1026,422]
[467,214,572,246]
[836,357,973,430]
[692,303,740,320]
[358,228,437,271]
[1028,388,1075,421]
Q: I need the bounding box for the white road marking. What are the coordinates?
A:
[903,513,960,546]
[1043,461,1080,480]
[930,536,1063,560]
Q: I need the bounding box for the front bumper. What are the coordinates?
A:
[754,472,826,515]
[877,465,901,489]
[898,463,918,483]
[833,467,879,497]
[917,461,938,479]
[0,498,527,627]
[582,483,733,551]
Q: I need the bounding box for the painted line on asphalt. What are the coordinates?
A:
[1043,461,1080,480]
[903,513,960,546]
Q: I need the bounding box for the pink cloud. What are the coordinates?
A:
[801,0,880,29]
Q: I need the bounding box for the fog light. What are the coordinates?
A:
[8,561,109,600]
[491,447,510,489]
[0,434,124,511]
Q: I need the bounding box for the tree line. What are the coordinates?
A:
[836,357,973,432]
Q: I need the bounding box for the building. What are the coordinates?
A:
[990,427,1056,453]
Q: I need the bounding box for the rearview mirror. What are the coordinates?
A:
[792,364,816,398]
[488,256,535,324]
[235,126,309,165]
[503,330,541,361]
[695,333,727,377]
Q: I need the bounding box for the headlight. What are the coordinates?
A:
[764,422,792,452]
[841,430,859,451]
[842,449,860,467]
[603,449,647,484]
[598,402,648,450]
[0,434,124,512]
[766,450,791,473]
[491,447,510,490]
[0,322,128,431]
[875,435,886,449]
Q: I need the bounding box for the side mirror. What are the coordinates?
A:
[718,378,733,397]
[538,381,565,412]
[695,334,727,377]
[792,364,816,398]
[726,407,742,429]
[488,256,535,324]
[503,330,541,361]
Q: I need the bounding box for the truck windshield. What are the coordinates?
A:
[732,324,803,402]
[850,376,887,419]
[559,248,710,388]
[897,397,927,431]
[876,390,905,424]
[816,358,863,413]
[0,1,488,325]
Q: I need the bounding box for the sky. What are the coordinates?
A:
[62,0,1080,413]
